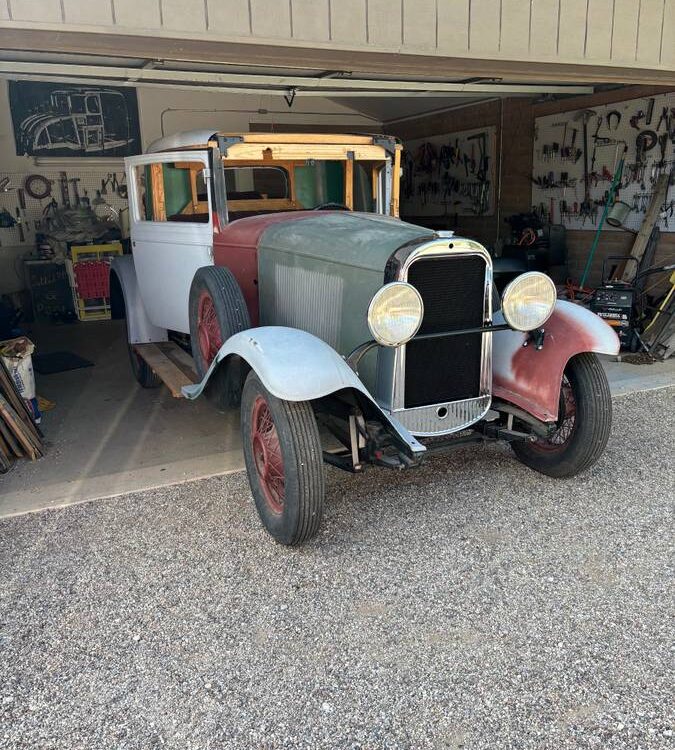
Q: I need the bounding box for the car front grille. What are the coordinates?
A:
[404,254,487,409]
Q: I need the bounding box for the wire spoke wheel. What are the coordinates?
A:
[535,375,576,450]
[251,395,286,513]
[511,353,612,478]
[197,291,223,366]
[241,372,325,545]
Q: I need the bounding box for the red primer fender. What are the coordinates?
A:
[492,300,620,422]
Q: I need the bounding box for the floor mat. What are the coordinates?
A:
[33,351,94,375]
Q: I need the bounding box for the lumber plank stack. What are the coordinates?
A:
[0,358,43,473]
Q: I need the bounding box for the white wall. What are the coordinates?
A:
[0,81,378,294]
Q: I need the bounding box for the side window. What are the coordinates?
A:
[133,161,209,224]
[224,167,289,200]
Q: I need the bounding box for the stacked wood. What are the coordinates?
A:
[0,358,43,473]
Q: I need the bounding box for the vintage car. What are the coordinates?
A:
[112,130,619,545]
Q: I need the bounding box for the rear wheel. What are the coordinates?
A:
[189,266,250,409]
[241,371,325,545]
[128,332,162,388]
[112,272,161,389]
[511,353,612,477]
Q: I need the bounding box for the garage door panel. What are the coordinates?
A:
[557,0,590,60]
[437,0,469,54]
[500,0,533,57]
[291,0,330,42]
[250,0,292,39]
[11,0,61,22]
[530,0,560,58]
[663,0,675,67]
[402,0,436,49]
[368,0,403,48]
[63,0,113,25]
[114,0,162,28]
[611,0,640,63]
[636,0,667,65]
[161,0,207,33]
[585,0,614,60]
[468,0,500,55]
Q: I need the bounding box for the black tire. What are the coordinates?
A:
[241,371,325,545]
[111,271,161,389]
[188,266,251,409]
[128,334,162,388]
[511,352,612,478]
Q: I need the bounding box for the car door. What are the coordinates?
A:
[126,150,213,333]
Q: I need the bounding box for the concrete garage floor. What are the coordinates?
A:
[0,388,673,749]
[0,321,241,518]
[0,319,673,519]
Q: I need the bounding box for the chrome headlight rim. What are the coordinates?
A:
[367,281,424,347]
[502,271,557,332]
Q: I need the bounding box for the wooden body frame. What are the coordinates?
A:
[151,134,402,218]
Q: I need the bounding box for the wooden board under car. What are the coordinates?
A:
[132,342,198,398]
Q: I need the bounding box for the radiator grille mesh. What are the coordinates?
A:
[405,255,486,408]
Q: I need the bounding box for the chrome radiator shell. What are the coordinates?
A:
[376,238,493,436]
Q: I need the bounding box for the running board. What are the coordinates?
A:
[133,342,198,398]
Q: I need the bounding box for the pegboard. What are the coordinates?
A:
[401,126,496,217]
[532,92,675,232]
[0,169,128,247]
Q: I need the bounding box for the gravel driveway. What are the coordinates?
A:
[1,387,673,749]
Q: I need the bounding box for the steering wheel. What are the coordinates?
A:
[313,202,351,211]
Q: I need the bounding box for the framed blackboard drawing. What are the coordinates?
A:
[9,81,141,157]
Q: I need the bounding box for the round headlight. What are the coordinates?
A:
[368,282,424,347]
[502,272,556,331]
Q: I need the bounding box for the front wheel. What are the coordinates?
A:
[241,372,325,545]
[511,353,612,478]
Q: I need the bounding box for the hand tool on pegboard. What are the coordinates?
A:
[580,143,629,288]
[69,177,81,207]
[24,174,52,200]
[645,97,655,125]
[14,207,24,242]
[573,109,597,224]
[636,130,658,165]
[117,174,128,200]
[17,188,29,241]
[59,171,70,209]
[618,173,671,282]
[606,110,622,130]
[589,115,603,174]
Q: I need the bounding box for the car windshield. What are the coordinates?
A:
[223,160,383,219]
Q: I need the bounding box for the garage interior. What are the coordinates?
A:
[0,10,674,516]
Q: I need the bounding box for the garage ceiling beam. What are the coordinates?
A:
[0,61,594,96]
[1,72,541,100]
[0,29,672,86]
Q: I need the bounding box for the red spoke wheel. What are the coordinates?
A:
[197,290,223,367]
[511,353,612,478]
[241,372,325,545]
[189,266,251,409]
[251,395,286,513]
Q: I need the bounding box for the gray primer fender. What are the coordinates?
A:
[182,326,426,457]
[110,255,168,344]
